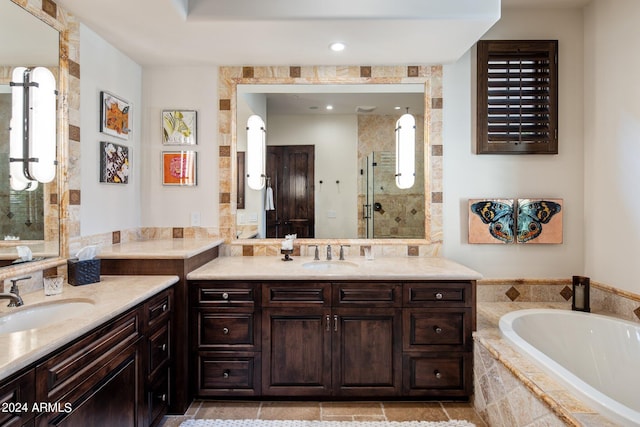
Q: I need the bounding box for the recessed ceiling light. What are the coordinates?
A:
[329,42,346,52]
[326,105,334,110]
[394,106,402,110]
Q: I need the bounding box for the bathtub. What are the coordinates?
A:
[499,309,640,426]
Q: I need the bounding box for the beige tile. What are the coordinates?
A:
[383,402,448,422]
[321,401,383,418]
[259,402,321,420]
[157,416,190,427]
[442,402,488,426]
[196,401,261,419]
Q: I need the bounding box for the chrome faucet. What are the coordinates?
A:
[309,245,320,260]
[1,276,29,307]
[326,245,332,261]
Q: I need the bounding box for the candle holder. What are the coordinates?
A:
[281,249,293,261]
[572,275,590,312]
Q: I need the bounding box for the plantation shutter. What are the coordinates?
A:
[477,40,558,154]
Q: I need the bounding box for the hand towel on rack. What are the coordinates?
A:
[265,186,275,211]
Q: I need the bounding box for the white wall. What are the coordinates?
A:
[140,66,218,228]
[583,0,640,294]
[442,7,585,279]
[79,24,142,236]
[267,114,358,238]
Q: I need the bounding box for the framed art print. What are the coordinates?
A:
[162,151,197,186]
[516,198,563,244]
[99,141,130,184]
[100,91,131,140]
[162,110,197,145]
[469,198,515,244]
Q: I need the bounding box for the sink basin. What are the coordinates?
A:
[0,298,95,335]
[302,261,359,270]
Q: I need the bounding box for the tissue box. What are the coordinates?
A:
[67,258,101,286]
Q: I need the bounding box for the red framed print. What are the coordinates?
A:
[162,151,197,186]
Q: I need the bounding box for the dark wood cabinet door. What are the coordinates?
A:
[261,308,331,396]
[332,308,402,396]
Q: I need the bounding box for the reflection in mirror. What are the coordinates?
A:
[237,84,425,240]
[0,1,60,267]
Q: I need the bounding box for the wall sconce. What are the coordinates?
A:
[9,67,57,191]
[246,114,266,190]
[395,108,415,189]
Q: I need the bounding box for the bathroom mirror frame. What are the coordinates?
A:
[0,0,73,277]
[218,65,444,247]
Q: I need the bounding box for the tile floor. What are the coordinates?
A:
[159,400,487,426]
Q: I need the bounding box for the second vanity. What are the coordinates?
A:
[187,256,481,400]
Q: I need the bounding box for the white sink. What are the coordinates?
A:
[302,261,359,270]
[0,298,96,335]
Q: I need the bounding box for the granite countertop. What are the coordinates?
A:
[187,256,483,281]
[0,275,179,381]
[97,238,224,259]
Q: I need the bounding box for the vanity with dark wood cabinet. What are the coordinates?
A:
[190,277,475,399]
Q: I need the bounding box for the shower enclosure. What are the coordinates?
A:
[359,150,424,239]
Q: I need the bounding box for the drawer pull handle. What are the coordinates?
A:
[222,327,230,335]
[434,370,442,379]
[334,315,338,332]
[435,292,444,300]
[160,344,167,352]
[223,370,230,379]
[157,393,167,402]
[162,303,168,312]
[434,326,443,334]
[326,315,331,332]
[222,292,229,300]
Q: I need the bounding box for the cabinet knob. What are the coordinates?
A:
[222,292,229,300]
[161,303,168,312]
[434,370,442,379]
[156,393,167,402]
[434,326,443,334]
[160,343,167,352]
[434,292,444,300]
[222,327,230,335]
[223,370,230,379]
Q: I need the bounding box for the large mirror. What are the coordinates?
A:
[237,83,426,240]
[0,1,60,267]
[236,84,425,239]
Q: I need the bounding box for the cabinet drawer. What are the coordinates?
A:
[147,369,169,427]
[263,282,330,306]
[197,353,261,396]
[195,283,257,306]
[403,353,471,396]
[36,310,141,402]
[403,309,472,351]
[0,370,35,425]
[404,282,472,307]
[197,311,260,350]
[146,289,172,330]
[148,322,170,379]
[333,282,401,307]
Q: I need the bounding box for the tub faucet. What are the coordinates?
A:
[1,276,29,307]
[326,245,332,261]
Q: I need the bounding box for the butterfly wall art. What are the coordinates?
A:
[468,198,563,244]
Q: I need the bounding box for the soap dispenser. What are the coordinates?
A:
[572,275,590,312]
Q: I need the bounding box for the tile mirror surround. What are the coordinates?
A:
[0,0,78,282]
[218,65,444,253]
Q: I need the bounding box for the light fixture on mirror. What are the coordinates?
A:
[9,67,57,191]
[395,108,415,189]
[246,114,266,190]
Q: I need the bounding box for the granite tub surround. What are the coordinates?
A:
[187,255,482,280]
[474,302,624,427]
[0,275,178,380]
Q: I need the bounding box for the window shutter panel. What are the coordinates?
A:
[477,40,558,154]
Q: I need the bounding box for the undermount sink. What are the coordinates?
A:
[0,298,96,335]
[302,261,359,270]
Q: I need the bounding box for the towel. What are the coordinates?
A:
[265,186,275,211]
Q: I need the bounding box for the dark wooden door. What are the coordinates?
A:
[261,308,331,396]
[332,308,402,396]
[266,145,315,238]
